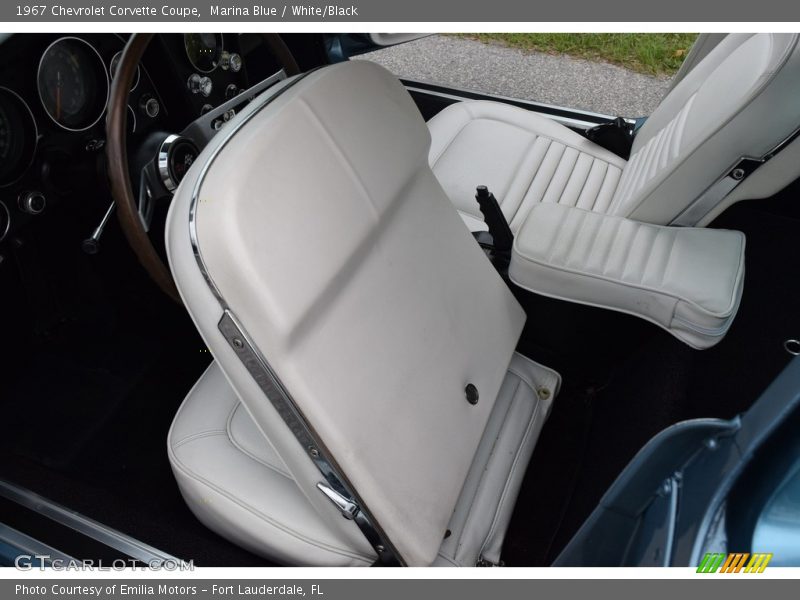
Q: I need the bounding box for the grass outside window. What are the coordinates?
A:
[459,33,698,76]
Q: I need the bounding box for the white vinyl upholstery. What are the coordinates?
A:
[169,354,559,566]
[426,33,800,348]
[428,101,626,233]
[509,203,746,349]
[434,352,559,566]
[168,362,375,566]
[166,60,560,566]
[618,33,800,224]
[428,33,800,228]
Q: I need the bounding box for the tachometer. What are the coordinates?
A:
[184,33,224,73]
[37,37,109,131]
[0,87,38,187]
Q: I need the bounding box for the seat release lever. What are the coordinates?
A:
[475,185,514,259]
[317,482,360,520]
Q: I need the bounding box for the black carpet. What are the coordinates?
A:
[0,212,269,566]
[501,187,800,566]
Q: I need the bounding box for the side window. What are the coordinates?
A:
[354,33,697,117]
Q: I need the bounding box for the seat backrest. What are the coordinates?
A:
[166,61,526,566]
[609,33,800,225]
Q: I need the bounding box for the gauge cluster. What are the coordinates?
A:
[37,37,109,132]
[0,87,38,187]
[156,33,254,126]
[0,33,270,248]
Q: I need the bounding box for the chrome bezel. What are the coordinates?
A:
[127,105,137,134]
[110,50,141,91]
[37,36,110,133]
[0,201,11,242]
[183,33,224,74]
[158,134,198,192]
[0,86,39,189]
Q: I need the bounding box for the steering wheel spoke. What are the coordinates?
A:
[137,165,159,233]
[106,33,300,302]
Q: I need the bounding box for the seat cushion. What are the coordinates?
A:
[167,362,376,567]
[427,100,627,232]
[509,203,746,349]
[168,354,560,566]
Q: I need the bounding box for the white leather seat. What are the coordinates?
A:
[166,61,562,566]
[168,353,559,566]
[427,33,800,347]
[509,203,746,349]
[428,100,627,232]
[429,33,800,229]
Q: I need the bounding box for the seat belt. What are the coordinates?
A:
[584,117,635,159]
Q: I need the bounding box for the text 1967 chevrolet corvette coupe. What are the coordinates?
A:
[1,32,800,567]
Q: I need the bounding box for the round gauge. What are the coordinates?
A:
[158,135,199,192]
[127,105,137,135]
[110,51,140,91]
[0,87,38,187]
[37,37,109,131]
[184,33,224,73]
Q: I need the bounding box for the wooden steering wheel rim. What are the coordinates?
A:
[106,33,300,303]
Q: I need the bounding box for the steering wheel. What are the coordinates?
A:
[106,33,300,302]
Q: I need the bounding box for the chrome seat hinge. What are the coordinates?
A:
[317,482,360,520]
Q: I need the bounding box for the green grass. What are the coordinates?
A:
[458,33,698,76]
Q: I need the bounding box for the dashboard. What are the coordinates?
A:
[0,33,287,246]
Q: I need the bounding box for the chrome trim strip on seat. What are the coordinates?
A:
[187,71,404,566]
[671,124,800,226]
[0,479,180,565]
[0,523,74,564]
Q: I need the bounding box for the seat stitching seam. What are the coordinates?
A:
[506,363,557,393]
[573,155,595,209]
[589,160,611,212]
[595,163,622,213]
[429,108,475,167]
[453,378,520,553]
[548,148,581,206]
[434,552,460,567]
[561,209,591,267]
[502,134,541,215]
[460,115,625,165]
[544,203,572,263]
[510,137,555,230]
[514,237,742,315]
[479,383,542,559]
[658,229,680,287]
[537,142,568,206]
[299,99,378,219]
[226,403,294,481]
[598,216,625,276]
[172,430,226,448]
